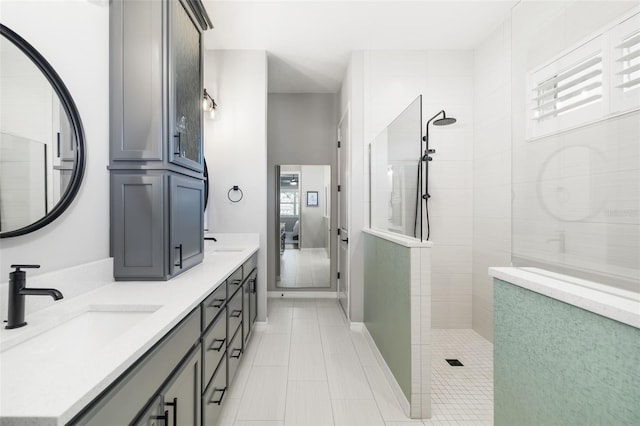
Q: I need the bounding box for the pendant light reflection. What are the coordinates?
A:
[203,88,217,119]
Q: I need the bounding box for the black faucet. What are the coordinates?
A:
[5,264,63,329]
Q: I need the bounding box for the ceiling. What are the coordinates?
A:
[202,1,517,93]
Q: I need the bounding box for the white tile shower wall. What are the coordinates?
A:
[204,50,268,321]
[0,1,110,276]
[362,50,475,329]
[472,22,512,342]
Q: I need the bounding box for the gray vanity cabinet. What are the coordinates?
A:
[169,175,205,276]
[109,0,211,281]
[132,395,164,426]
[110,0,164,162]
[110,0,206,167]
[162,345,202,426]
[168,0,204,173]
[111,172,204,280]
[112,174,166,279]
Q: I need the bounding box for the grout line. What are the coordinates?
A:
[281,301,295,426]
[317,302,336,425]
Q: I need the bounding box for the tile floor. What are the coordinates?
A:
[278,249,331,288]
[216,298,493,426]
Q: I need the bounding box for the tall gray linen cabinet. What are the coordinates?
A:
[109,0,213,280]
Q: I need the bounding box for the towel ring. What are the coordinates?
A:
[227,186,243,203]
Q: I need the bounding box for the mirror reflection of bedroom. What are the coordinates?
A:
[276,165,331,288]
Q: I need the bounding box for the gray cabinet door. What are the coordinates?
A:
[132,395,165,426]
[169,174,204,277]
[112,174,166,279]
[168,0,203,172]
[111,0,164,161]
[163,345,202,426]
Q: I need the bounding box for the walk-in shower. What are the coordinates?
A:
[369,97,457,241]
[415,110,457,240]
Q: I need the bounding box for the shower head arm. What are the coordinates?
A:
[422,110,445,153]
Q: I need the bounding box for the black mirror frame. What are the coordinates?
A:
[0,24,86,239]
[203,157,209,211]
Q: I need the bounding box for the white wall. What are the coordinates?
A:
[342,50,475,327]
[204,50,268,321]
[0,1,110,276]
[267,93,337,292]
[300,165,329,249]
[472,22,512,342]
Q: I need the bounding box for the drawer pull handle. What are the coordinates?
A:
[208,338,225,352]
[209,387,226,405]
[230,309,242,318]
[164,397,177,425]
[151,410,169,422]
[173,133,182,156]
[208,298,225,308]
[230,279,241,286]
[230,348,242,358]
[175,244,183,269]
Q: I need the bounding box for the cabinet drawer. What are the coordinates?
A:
[202,283,226,331]
[202,310,226,389]
[227,266,243,298]
[227,288,242,337]
[228,327,243,383]
[243,253,257,279]
[202,357,227,426]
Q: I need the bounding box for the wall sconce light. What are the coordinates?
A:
[202,88,217,119]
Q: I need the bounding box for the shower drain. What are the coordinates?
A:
[446,359,464,366]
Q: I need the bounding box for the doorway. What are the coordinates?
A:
[276,165,332,288]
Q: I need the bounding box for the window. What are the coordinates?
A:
[527,8,640,139]
[611,12,640,112]
[280,190,299,216]
[533,54,603,121]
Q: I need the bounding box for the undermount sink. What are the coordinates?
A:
[1,304,162,354]
[208,247,244,252]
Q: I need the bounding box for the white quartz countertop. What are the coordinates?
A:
[489,267,640,329]
[0,234,259,425]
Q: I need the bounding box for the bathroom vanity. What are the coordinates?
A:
[0,236,258,425]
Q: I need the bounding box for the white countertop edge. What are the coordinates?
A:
[489,267,640,329]
[363,228,433,248]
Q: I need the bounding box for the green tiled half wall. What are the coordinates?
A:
[494,278,640,425]
[364,233,411,400]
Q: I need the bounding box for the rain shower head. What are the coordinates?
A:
[433,116,456,126]
[422,110,457,142]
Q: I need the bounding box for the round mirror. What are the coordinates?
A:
[0,24,85,238]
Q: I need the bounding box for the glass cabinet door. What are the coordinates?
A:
[169,0,203,172]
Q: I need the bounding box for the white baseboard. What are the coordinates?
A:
[252,321,268,331]
[350,322,365,332]
[361,325,411,418]
[267,291,337,299]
